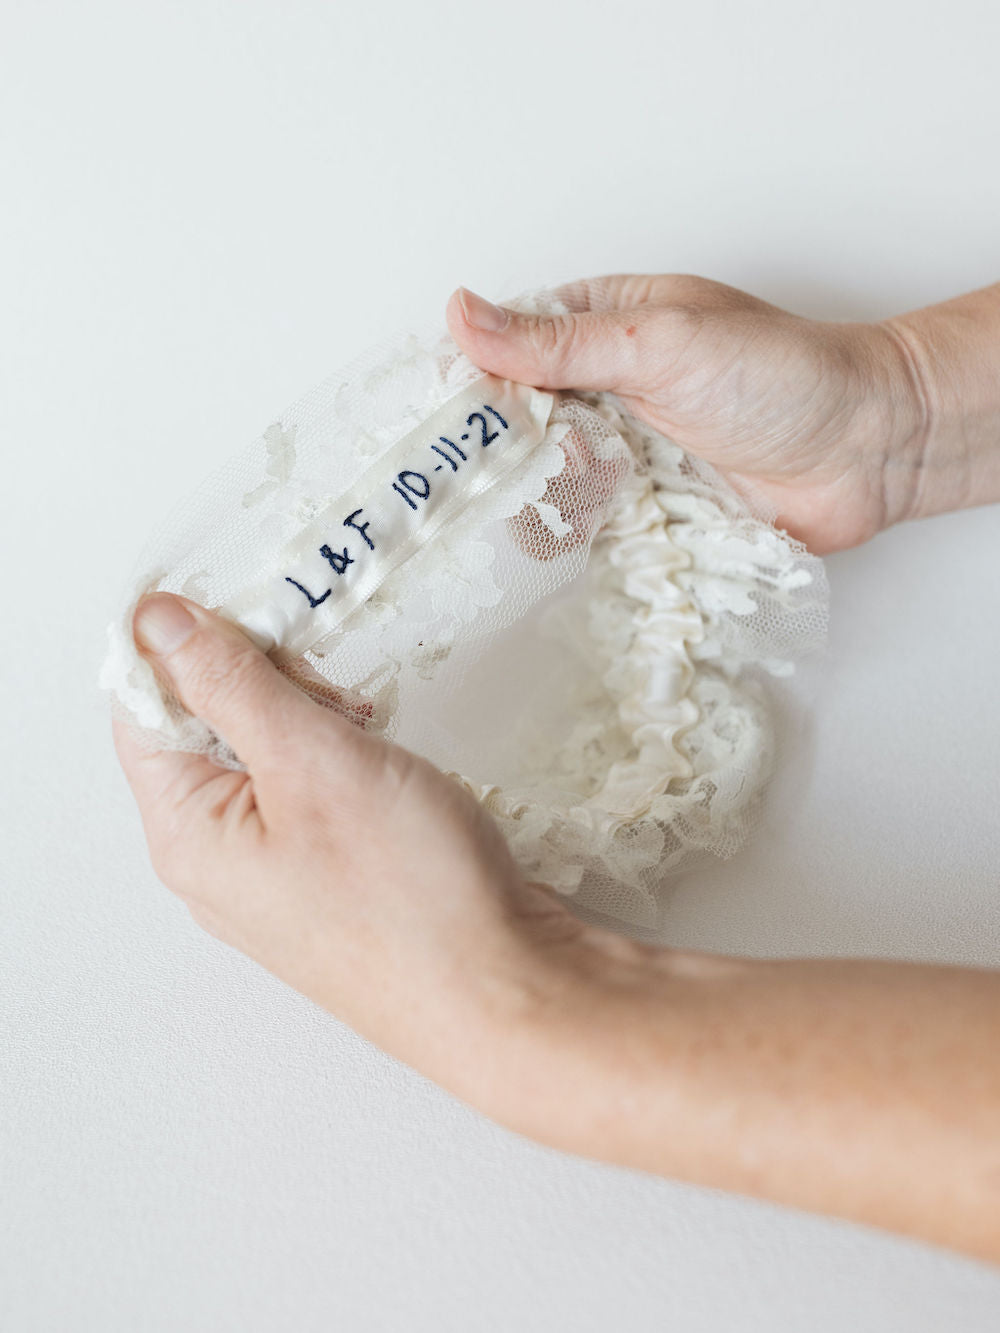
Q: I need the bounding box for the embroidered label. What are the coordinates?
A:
[223,374,555,659]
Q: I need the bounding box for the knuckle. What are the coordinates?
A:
[668,273,718,300]
[661,309,709,360]
[660,274,764,321]
[182,636,268,724]
[532,313,579,372]
[662,300,711,333]
[616,273,661,308]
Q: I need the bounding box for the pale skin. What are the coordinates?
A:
[115,274,1000,1264]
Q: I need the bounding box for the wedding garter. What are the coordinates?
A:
[101,289,828,924]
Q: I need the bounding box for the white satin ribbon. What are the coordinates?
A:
[223,374,554,659]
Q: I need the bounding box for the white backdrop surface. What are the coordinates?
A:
[2,1,1000,1329]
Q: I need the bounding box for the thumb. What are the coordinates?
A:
[446,287,649,394]
[132,594,320,770]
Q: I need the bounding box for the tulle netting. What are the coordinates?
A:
[101,287,828,925]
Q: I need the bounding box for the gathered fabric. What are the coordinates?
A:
[101,289,827,924]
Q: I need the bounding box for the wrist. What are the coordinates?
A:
[456,921,749,1169]
[874,283,1000,529]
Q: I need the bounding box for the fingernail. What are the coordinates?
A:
[458,287,510,333]
[134,595,196,656]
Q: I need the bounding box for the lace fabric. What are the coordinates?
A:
[101,289,828,925]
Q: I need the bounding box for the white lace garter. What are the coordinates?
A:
[101,290,828,925]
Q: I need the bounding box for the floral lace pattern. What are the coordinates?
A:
[101,294,828,925]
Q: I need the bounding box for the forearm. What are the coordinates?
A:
[879,281,1000,527]
[475,936,1000,1264]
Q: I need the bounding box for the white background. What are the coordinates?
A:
[3,1,1000,1328]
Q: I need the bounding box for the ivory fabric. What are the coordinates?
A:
[101,290,828,924]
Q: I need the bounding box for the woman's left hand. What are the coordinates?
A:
[115,592,591,1104]
[115,592,1000,1266]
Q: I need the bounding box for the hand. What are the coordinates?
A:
[113,283,1000,1266]
[448,276,1000,554]
[115,597,1000,1266]
[114,592,590,1105]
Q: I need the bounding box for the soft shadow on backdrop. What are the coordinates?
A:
[2,2,999,1330]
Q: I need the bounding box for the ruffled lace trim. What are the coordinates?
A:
[101,292,828,925]
[445,405,825,923]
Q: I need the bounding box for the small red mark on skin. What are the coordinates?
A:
[625,325,636,337]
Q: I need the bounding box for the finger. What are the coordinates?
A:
[549,272,750,315]
[112,714,256,889]
[131,593,334,772]
[550,273,672,314]
[446,286,654,395]
[446,274,772,396]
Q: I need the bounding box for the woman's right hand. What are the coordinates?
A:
[447,275,1000,554]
